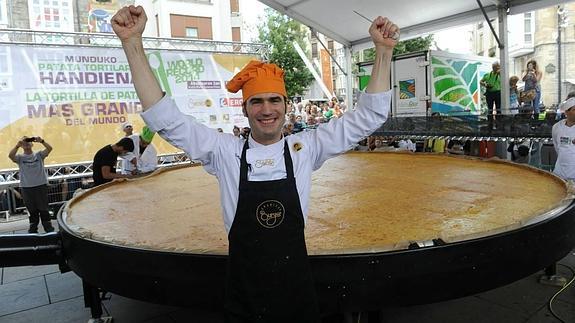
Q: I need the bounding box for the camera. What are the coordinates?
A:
[24,137,36,142]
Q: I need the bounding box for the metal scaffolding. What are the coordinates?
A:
[0,28,269,58]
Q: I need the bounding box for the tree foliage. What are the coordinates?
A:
[257,8,315,98]
[362,35,435,62]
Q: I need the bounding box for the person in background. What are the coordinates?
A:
[112,4,397,322]
[233,126,241,137]
[552,97,575,180]
[507,141,530,164]
[0,174,7,213]
[121,122,134,137]
[293,115,307,133]
[509,76,520,115]
[480,61,501,129]
[121,126,158,174]
[446,139,465,155]
[522,59,543,119]
[8,136,54,233]
[557,91,575,120]
[282,122,294,137]
[92,137,134,187]
[241,127,251,140]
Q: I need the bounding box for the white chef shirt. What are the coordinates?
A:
[552,119,575,180]
[142,90,392,233]
[120,134,158,174]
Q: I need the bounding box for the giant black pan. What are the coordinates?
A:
[52,199,575,315]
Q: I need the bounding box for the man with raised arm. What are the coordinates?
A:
[113,6,398,322]
[8,136,54,233]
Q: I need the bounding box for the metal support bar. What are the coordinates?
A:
[0,232,62,267]
[311,29,347,76]
[498,4,511,114]
[476,0,503,49]
[0,28,268,57]
[557,5,563,103]
[83,280,104,319]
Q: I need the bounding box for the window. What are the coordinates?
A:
[0,46,11,75]
[232,27,241,42]
[523,12,533,45]
[478,32,484,53]
[0,0,7,25]
[28,0,73,32]
[311,42,318,58]
[186,27,199,38]
[171,14,212,39]
[230,0,239,14]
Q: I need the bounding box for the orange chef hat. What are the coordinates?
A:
[226,60,287,101]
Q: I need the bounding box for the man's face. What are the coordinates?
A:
[492,63,500,73]
[124,125,133,135]
[22,141,32,151]
[118,148,129,157]
[244,92,286,144]
[565,107,575,122]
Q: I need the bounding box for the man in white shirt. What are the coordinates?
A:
[552,97,575,180]
[113,6,397,322]
[121,122,133,137]
[120,126,158,174]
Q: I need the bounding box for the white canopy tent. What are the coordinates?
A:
[258,0,569,112]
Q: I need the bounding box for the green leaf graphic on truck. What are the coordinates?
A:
[431,57,480,114]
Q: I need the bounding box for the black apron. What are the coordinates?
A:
[224,140,320,323]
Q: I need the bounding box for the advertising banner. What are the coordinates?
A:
[430,51,492,115]
[0,44,256,169]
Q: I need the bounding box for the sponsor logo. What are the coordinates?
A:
[256,200,285,229]
[187,80,221,89]
[219,97,243,107]
[187,98,214,109]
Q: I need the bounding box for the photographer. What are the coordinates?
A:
[8,136,54,233]
[480,61,501,129]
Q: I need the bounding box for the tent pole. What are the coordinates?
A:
[498,3,510,114]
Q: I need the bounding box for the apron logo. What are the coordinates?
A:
[256,200,285,229]
[255,159,275,168]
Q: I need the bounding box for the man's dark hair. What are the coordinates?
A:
[567,91,575,99]
[116,137,134,152]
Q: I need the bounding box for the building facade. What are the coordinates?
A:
[308,32,347,101]
[138,0,243,42]
[472,3,575,108]
[2,0,244,42]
